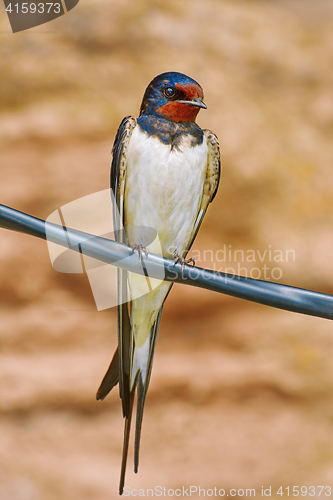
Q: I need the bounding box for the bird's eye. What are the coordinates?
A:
[164,87,175,98]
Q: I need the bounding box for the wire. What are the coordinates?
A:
[0,203,332,320]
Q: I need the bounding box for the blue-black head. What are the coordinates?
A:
[139,72,206,123]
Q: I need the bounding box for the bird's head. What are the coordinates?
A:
[139,72,206,123]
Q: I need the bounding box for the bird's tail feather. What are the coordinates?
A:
[96,346,119,401]
[134,305,164,473]
[96,306,164,495]
[119,303,162,495]
[96,286,170,494]
[119,387,135,495]
[119,284,133,418]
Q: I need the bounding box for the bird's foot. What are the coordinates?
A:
[132,244,148,264]
[173,255,195,277]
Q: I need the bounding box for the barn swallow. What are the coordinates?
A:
[96,72,221,494]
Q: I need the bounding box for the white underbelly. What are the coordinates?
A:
[124,125,208,258]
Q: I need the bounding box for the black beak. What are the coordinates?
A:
[176,97,207,109]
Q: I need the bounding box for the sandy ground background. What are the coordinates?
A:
[1,0,333,498]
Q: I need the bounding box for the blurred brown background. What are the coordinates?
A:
[1,0,333,498]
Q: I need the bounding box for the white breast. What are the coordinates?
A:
[124,125,208,258]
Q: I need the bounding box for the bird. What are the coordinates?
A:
[95,71,220,494]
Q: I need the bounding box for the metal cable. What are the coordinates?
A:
[0,203,332,320]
